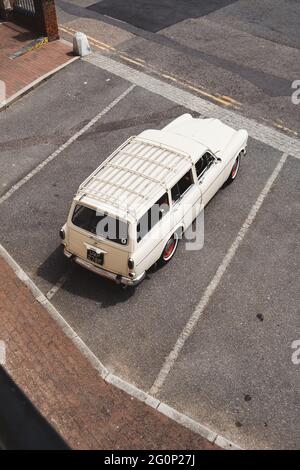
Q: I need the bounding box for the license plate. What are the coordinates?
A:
[87,249,104,266]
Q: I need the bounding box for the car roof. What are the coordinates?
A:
[75,121,210,221]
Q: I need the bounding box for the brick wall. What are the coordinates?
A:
[39,0,59,42]
[0,0,12,19]
[4,0,59,41]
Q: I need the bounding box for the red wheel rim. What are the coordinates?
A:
[163,237,176,261]
[231,157,239,179]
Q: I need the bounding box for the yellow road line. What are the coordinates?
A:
[221,95,242,106]
[60,26,110,51]
[162,74,178,82]
[59,24,116,51]
[274,122,298,136]
[185,84,233,107]
[119,55,146,67]
[160,73,241,107]
[59,24,241,109]
[59,23,300,134]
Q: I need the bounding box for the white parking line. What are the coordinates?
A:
[46,269,71,300]
[86,54,300,159]
[0,84,135,205]
[0,242,241,449]
[150,152,288,396]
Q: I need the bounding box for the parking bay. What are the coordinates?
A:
[0,63,298,449]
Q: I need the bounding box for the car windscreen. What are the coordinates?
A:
[72,205,128,245]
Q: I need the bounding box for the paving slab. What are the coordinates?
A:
[0,21,76,109]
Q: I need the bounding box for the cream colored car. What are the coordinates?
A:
[60,114,248,286]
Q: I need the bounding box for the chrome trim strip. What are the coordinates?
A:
[64,249,145,286]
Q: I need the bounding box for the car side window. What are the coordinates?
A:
[171,169,193,203]
[137,193,170,242]
[195,152,214,179]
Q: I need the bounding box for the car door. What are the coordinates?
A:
[134,192,173,272]
[195,152,223,207]
[171,169,202,231]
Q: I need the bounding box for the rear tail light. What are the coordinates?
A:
[128,258,134,269]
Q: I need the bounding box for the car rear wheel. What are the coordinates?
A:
[227,154,241,184]
[159,232,179,265]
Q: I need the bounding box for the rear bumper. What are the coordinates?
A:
[64,249,145,286]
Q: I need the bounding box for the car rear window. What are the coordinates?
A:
[72,204,128,245]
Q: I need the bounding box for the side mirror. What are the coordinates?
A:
[216,157,222,163]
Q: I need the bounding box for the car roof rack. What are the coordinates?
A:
[77,135,194,219]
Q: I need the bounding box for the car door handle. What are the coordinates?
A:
[172,201,181,211]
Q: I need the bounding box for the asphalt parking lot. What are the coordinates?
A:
[57,0,300,133]
[1,59,299,449]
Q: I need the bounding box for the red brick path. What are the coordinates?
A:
[0,255,218,450]
[0,21,74,101]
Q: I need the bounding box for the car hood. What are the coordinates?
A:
[162,114,237,155]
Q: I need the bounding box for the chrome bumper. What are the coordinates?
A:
[64,249,145,286]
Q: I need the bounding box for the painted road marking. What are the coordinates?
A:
[0,85,135,205]
[59,24,117,52]
[183,83,234,107]
[86,54,300,159]
[0,242,240,449]
[59,25,240,109]
[149,152,288,395]
[46,269,72,300]
[274,121,298,137]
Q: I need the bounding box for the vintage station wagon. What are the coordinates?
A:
[60,114,248,286]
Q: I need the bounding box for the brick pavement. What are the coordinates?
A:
[0,21,75,104]
[0,255,218,450]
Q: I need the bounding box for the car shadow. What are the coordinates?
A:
[36,245,69,286]
[37,246,136,308]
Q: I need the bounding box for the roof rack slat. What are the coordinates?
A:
[116,149,175,172]
[77,190,137,217]
[77,134,193,220]
[105,162,167,187]
[134,136,193,163]
[92,177,148,199]
[79,136,136,191]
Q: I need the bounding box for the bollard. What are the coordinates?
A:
[73,32,92,57]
